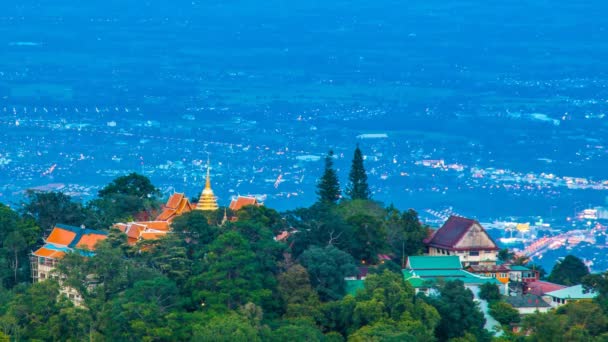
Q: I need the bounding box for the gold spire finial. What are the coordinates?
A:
[205,158,211,190]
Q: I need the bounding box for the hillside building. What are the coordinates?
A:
[424,216,499,267]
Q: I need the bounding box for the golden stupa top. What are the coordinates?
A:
[196,160,218,211]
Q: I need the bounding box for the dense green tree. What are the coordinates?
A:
[385,207,427,266]
[193,313,263,342]
[428,280,486,341]
[299,245,358,301]
[21,190,86,233]
[317,150,341,204]
[235,205,287,235]
[171,210,219,248]
[269,319,325,342]
[479,283,501,302]
[498,248,515,263]
[346,214,387,263]
[346,145,371,200]
[522,312,567,342]
[98,172,159,199]
[189,231,272,310]
[84,173,161,229]
[286,203,355,257]
[0,204,40,287]
[556,300,608,336]
[277,264,320,318]
[489,301,520,326]
[548,255,589,286]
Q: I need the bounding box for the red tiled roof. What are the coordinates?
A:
[425,215,497,250]
[229,196,259,211]
[526,281,567,296]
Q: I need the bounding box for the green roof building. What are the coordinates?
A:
[403,256,504,295]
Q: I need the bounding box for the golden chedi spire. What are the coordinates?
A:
[196,159,219,211]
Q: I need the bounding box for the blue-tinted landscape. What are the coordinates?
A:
[1,0,607,220]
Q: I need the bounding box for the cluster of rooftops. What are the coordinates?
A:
[32,165,261,280]
[31,181,596,310]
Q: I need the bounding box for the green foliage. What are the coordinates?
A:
[84,173,161,229]
[299,245,358,301]
[427,280,486,341]
[277,263,321,318]
[498,248,515,263]
[171,210,219,247]
[479,283,501,302]
[0,204,41,287]
[489,301,520,326]
[98,172,159,199]
[384,207,427,266]
[548,255,590,286]
[346,146,371,200]
[188,231,272,310]
[286,203,355,258]
[522,312,567,342]
[22,190,85,233]
[346,214,387,264]
[555,300,608,336]
[193,313,262,342]
[317,150,341,204]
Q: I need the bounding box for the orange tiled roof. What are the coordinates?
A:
[229,196,259,211]
[75,233,108,250]
[156,208,175,221]
[33,246,66,259]
[114,223,128,233]
[127,224,145,239]
[136,221,170,231]
[166,193,184,209]
[46,228,77,245]
[140,231,168,240]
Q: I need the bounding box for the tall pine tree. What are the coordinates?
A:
[317,150,341,203]
[346,145,371,200]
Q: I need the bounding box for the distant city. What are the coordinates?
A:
[1,0,608,272]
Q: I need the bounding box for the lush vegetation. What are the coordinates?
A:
[1,148,608,341]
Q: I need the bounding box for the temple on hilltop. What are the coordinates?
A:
[195,161,219,211]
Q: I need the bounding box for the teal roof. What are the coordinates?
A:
[545,285,597,300]
[345,280,365,296]
[509,265,530,271]
[403,269,501,288]
[406,256,462,270]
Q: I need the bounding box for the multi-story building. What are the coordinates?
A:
[425,216,499,267]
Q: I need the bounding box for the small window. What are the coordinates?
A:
[40,272,46,279]
[469,251,479,256]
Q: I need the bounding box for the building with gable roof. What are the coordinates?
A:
[229,195,262,212]
[545,284,597,307]
[31,224,108,282]
[31,224,108,304]
[402,255,506,295]
[424,216,499,267]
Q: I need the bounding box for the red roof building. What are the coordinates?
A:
[425,216,499,266]
[525,280,567,297]
[229,195,262,211]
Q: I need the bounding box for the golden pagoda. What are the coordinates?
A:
[195,160,219,211]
